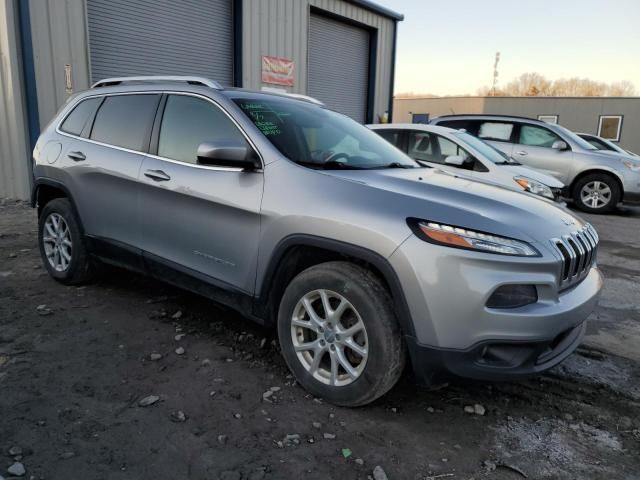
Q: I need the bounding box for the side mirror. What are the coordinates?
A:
[196,141,259,170]
[552,140,569,151]
[444,155,467,166]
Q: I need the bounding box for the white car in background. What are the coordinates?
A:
[368,124,565,202]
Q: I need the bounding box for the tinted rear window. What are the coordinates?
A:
[60,97,102,136]
[436,119,479,135]
[90,94,160,151]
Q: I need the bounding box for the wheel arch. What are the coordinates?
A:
[254,235,416,338]
[32,179,85,234]
[570,168,624,197]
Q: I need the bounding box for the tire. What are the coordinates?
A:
[572,173,621,214]
[277,261,406,407]
[38,198,93,285]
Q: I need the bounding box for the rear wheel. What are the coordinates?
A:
[277,261,406,406]
[572,173,621,213]
[38,198,93,284]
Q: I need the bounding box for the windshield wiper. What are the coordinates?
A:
[297,160,365,170]
[375,162,417,169]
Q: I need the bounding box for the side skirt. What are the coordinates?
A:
[85,236,263,324]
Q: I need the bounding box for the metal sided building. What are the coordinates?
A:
[0,0,403,200]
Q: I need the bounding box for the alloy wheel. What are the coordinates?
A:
[580,181,612,209]
[42,213,73,272]
[290,289,368,387]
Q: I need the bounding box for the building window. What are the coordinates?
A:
[537,115,558,124]
[412,113,430,124]
[598,115,623,141]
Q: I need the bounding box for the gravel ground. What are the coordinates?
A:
[1,200,639,480]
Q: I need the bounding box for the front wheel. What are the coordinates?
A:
[572,173,621,213]
[277,261,406,407]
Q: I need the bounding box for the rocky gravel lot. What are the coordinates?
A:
[1,200,639,480]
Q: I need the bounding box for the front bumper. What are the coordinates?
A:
[389,235,603,383]
[623,190,640,204]
[620,169,640,203]
[406,321,586,385]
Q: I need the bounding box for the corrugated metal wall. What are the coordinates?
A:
[0,0,31,200]
[29,0,91,128]
[85,0,233,85]
[308,13,370,122]
[242,0,396,122]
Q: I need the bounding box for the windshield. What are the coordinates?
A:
[452,131,517,164]
[233,97,418,169]
[552,125,597,150]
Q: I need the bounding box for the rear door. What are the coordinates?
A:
[512,123,573,183]
[66,93,160,249]
[476,120,515,157]
[138,93,263,294]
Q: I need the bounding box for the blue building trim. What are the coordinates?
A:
[17,0,40,156]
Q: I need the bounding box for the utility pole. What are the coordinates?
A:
[492,52,500,96]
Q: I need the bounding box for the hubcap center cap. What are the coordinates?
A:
[323,331,336,343]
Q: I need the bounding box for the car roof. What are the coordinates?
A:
[431,114,548,126]
[84,76,325,107]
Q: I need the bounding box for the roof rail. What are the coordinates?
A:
[91,76,223,90]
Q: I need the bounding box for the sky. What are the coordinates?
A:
[374,0,640,96]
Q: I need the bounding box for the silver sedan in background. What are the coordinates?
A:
[368,123,565,202]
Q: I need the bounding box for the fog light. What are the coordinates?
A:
[486,285,537,309]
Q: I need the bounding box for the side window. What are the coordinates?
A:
[478,122,514,142]
[158,95,247,164]
[437,120,479,135]
[518,125,560,148]
[436,136,473,165]
[586,138,607,149]
[375,129,402,149]
[60,97,102,136]
[407,131,434,162]
[90,94,160,151]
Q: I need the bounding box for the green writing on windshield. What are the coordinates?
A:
[255,120,281,136]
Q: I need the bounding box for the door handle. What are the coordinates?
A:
[67,151,86,161]
[144,169,171,182]
[515,151,528,156]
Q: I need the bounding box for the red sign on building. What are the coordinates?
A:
[261,56,295,87]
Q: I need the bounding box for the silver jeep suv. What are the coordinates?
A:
[431,114,640,213]
[32,77,603,406]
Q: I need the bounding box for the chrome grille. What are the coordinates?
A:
[551,224,599,289]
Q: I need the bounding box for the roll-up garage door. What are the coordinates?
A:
[308,13,370,123]
[86,0,233,86]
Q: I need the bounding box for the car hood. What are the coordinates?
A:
[506,165,565,188]
[325,167,586,245]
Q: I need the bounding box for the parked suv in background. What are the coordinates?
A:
[32,77,602,406]
[368,123,564,201]
[430,115,640,213]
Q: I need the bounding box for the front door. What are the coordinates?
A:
[137,93,263,294]
[512,124,573,183]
